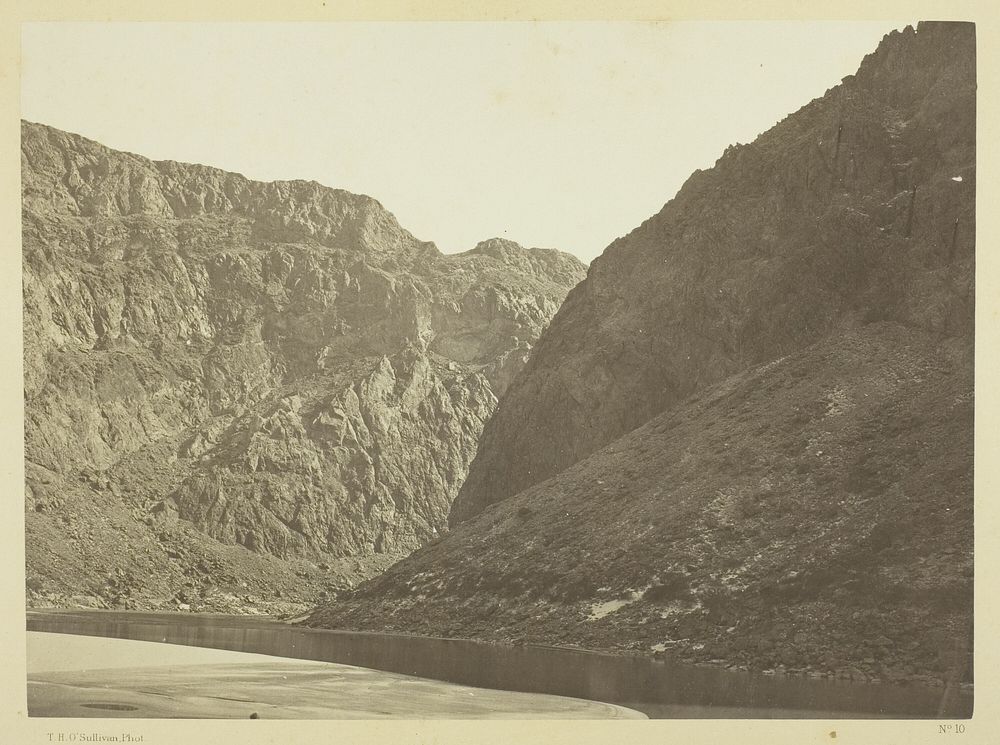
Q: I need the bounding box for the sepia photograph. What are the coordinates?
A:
[4,4,992,741]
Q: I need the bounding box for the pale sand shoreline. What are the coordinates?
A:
[27,632,646,719]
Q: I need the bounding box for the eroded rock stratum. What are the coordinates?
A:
[23,121,585,611]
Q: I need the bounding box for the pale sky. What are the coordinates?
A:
[21,22,908,262]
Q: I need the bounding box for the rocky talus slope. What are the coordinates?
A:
[307,323,972,686]
[306,22,974,687]
[23,122,585,611]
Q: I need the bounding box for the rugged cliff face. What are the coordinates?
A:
[22,122,585,610]
[451,21,975,523]
[306,23,974,687]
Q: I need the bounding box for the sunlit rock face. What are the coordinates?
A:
[22,121,585,609]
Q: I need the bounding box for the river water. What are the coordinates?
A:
[26,609,972,719]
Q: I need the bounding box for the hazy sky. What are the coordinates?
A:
[21,22,908,262]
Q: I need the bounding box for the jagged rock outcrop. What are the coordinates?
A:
[306,23,974,689]
[23,122,585,609]
[451,21,975,523]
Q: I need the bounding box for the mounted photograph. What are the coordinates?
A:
[21,20,974,720]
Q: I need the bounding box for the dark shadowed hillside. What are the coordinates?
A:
[452,21,974,523]
[306,322,973,685]
[305,22,974,688]
[22,123,585,611]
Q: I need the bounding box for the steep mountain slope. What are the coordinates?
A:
[23,122,585,611]
[306,322,973,685]
[451,21,975,523]
[305,22,974,687]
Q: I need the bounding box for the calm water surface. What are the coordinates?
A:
[26,609,972,719]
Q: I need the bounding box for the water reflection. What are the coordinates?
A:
[27,609,971,719]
